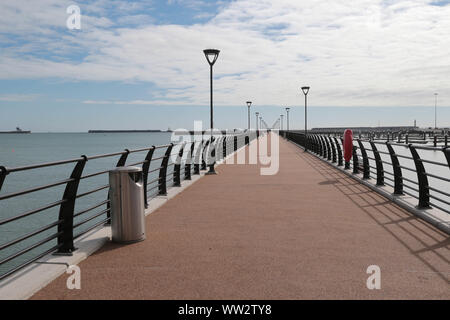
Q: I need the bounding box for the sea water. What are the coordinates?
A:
[0,132,174,277]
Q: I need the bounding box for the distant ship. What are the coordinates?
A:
[0,127,31,134]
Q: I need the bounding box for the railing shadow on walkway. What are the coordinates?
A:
[287,142,450,285]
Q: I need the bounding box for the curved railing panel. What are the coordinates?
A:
[280,131,450,217]
[0,131,256,280]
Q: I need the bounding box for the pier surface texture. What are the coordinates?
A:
[32,137,449,299]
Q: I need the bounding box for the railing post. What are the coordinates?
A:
[159,144,173,196]
[173,144,184,187]
[206,136,217,174]
[329,136,337,163]
[55,156,87,256]
[369,142,384,186]
[409,145,430,208]
[184,142,194,180]
[444,147,450,168]
[445,135,448,147]
[234,136,238,152]
[193,141,201,175]
[223,136,227,158]
[0,166,8,192]
[313,135,319,154]
[352,146,359,174]
[142,146,155,208]
[216,136,224,161]
[334,137,343,166]
[318,136,324,157]
[321,136,329,159]
[201,140,208,170]
[357,140,370,179]
[318,135,324,157]
[311,135,316,153]
[324,137,332,161]
[323,135,328,158]
[386,142,403,195]
[222,136,226,160]
[433,135,437,147]
[116,149,130,167]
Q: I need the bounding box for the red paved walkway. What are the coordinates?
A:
[32,137,449,299]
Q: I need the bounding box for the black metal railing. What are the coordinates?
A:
[0,131,258,280]
[310,130,449,147]
[281,131,450,216]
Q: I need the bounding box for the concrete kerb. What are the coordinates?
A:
[0,136,258,300]
[285,137,450,235]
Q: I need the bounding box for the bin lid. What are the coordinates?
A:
[109,166,142,173]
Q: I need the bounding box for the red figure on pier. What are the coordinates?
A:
[343,129,353,169]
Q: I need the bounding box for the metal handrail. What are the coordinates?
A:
[0,131,256,280]
[281,130,449,214]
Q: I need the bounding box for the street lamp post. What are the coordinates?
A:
[280,114,284,130]
[301,86,310,152]
[246,101,252,130]
[255,112,259,131]
[203,48,220,174]
[286,107,290,131]
[434,93,438,129]
[260,116,263,130]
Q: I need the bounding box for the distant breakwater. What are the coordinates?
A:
[88,130,167,133]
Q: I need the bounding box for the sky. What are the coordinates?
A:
[0,0,449,132]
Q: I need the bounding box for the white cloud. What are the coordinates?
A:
[0,0,449,107]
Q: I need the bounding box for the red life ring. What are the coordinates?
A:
[343,129,353,163]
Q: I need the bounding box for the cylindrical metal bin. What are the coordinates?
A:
[109,166,146,243]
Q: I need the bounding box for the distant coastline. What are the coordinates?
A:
[0,127,31,134]
[88,130,172,133]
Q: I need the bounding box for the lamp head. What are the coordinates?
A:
[286,107,290,112]
[203,49,220,66]
[301,86,310,95]
[246,101,252,108]
[255,112,259,116]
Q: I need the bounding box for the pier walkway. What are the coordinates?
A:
[32,138,449,299]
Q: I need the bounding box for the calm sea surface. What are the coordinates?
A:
[0,132,448,277]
